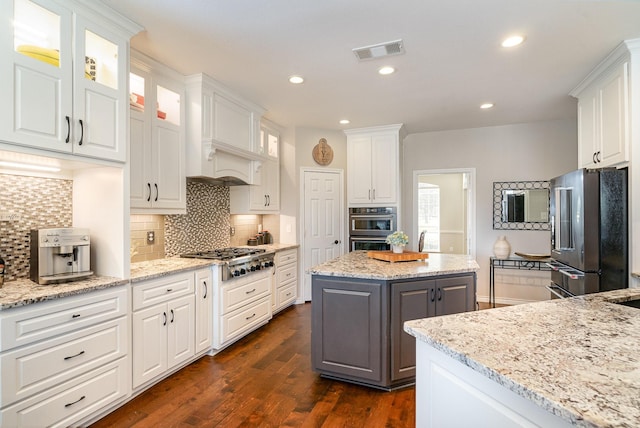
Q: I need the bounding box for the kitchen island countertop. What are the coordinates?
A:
[405,288,640,427]
[309,250,479,280]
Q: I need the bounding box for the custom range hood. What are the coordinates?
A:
[186,142,259,186]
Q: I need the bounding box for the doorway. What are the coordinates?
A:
[300,168,344,301]
[412,168,476,257]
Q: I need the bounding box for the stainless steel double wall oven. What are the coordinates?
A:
[348,207,396,251]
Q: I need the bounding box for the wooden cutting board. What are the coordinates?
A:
[367,250,429,263]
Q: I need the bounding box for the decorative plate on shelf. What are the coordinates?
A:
[514,252,550,260]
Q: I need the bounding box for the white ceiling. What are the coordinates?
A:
[102,0,640,135]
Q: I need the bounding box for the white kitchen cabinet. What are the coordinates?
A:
[132,271,196,388]
[0,286,130,428]
[230,158,280,213]
[273,248,298,313]
[213,269,272,350]
[195,268,213,354]
[0,0,140,163]
[184,73,265,182]
[345,124,404,206]
[132,294,195,388]
[572,45,631,169]
[258,119,280,159]
[130,51,186,213]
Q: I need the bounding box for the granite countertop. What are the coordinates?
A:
[0,276,129,310]
[404,288,640,428]
[0,244,300,310]
[309,251,479,280]
[130,244,299,283]
[130,257,217,283]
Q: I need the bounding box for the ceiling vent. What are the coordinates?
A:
[352,39,405,61]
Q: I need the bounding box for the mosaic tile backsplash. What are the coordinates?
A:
[0,174,73,280]
[164,181,231,257]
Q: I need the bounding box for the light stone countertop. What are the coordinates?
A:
[0,244,299,310]
[129,257,217,283]
[404,288,640,428]
[309,251,479,280]
[0,276,129,310]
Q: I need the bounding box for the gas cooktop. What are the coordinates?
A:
[180,247,266,261]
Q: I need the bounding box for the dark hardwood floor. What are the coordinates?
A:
[91,303,415,427]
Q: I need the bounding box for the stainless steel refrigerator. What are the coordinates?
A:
[547,168,628,298]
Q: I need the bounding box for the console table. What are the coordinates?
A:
[489,256,551,307]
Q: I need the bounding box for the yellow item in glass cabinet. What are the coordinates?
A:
[16,44,59,67]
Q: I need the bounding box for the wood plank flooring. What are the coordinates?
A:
[90,303,416,427]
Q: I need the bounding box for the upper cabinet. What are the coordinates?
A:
[345,124,405,206]
[230,121,281,213]
[185,73,265,182]
[571,40,640,169]
[0,0,141,163]
[130,50,186,214]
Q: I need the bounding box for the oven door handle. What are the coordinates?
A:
[350,236,387,242]
[350,215,395,220]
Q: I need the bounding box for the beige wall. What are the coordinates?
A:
[402,118,578,304]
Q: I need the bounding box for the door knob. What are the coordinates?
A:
[334,240,339,244]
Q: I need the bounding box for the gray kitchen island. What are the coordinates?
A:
[309,251,479,390]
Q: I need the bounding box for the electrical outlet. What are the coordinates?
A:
[147,231,155,245]
[230,226,236,236]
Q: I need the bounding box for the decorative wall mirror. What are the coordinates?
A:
[493,181,550,230]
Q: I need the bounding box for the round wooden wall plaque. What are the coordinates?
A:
[312,138,334,166]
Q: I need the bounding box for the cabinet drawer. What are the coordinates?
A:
[277,264,297,284]
[1,357,128,428]
[277,282,297,308]
[221,273,271,314]
[0,286,127,350]
[277,249,297,265]
[132,272,194,311]
[1,317,127,405]
[220,297,271,345]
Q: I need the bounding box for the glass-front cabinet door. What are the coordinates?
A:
[0,0,129,162]
[71,16,127,162]
[0,0,73,152]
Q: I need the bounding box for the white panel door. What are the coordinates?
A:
[302,170,344,301]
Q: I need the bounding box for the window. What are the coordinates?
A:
[418,183,440,252]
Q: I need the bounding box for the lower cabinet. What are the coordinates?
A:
[312,277,385,384]
[131,270,197,389]
[195,268,213,354]
[390,275,475,383]
[273,248,298,313]
[312,273,476,389]
[132,294,195,388]
[0,286,129,427]
[213,268,272,350]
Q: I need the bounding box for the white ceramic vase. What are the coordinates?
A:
[392,244,404,254]
[493,236,511,259]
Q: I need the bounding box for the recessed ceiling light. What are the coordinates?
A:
[288,75,304,84]
[480,103,494,109]
[378,66,395,75]
[339,119,350,125]
[501,35,525,48]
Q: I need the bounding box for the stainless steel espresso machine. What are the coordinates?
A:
[30,228,93,285]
